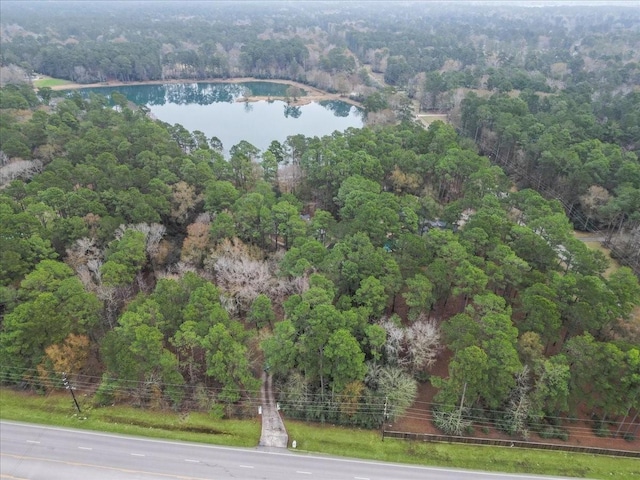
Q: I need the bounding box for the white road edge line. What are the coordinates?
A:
[184,459,199,463]
[78,447,93,450]
[239,465,254,468]
[2,421,566,479]
[296,472,312,475]
[355,477,370,480]
[26,440,40,444]
[130,453,145,457]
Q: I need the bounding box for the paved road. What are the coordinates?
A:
[1,421,569,480]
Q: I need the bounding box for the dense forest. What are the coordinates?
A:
[2,0,639,264]
[1,1,639,442]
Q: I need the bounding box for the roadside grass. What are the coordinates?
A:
[0,389,260,447]
[2,389,638,478]
[32,77,72,88]
[285,421,640,479]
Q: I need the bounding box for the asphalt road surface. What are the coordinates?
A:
[1,421,568,480]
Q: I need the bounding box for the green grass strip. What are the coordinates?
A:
[0,389,260,447]
[32,77,72,88]
[2,389,638,478]
[286,421,639,478]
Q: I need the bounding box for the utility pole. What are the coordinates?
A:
[381,396,388,441]
[459,381,467,415]
[62,372,81,414]
[456,381,467,435]
[615,393,638,438]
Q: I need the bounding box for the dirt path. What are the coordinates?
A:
[258,371,288,449]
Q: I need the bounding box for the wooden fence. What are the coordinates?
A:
[382,430,640,458]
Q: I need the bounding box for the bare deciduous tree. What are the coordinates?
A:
[0,159,43,185]
[0,64,29,87]
[406,316,441,371]
[277,163,304,194]
[204,238,303,315]
[611,222,640,274]
[380,315,441,374]
[115,223,167,258]
[171,181,200,224]
[65,237,104,289]
[96,284,131,329]
[579,185,610,229]
[75,265,94,291]
[181,222,210,267]
[503,366,531,439]
[433,407,472,436]
[376,365,418,421]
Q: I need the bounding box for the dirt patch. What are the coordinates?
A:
[392,296,639,451]
[392,349,640,451]
[390,349,451,435]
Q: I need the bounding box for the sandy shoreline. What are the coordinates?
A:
[49,77,363,108]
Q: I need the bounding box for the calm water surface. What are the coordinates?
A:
[79,82,363,153]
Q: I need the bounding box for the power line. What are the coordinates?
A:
[3,365,636,440]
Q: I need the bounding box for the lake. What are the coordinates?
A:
[78,82,364,154]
